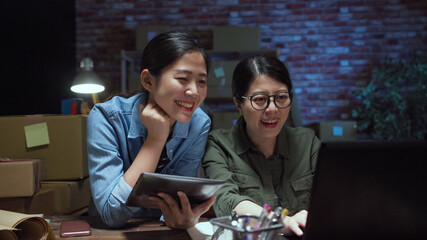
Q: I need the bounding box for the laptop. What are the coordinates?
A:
[301,140,427,240]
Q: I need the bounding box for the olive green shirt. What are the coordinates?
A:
[202,117,320,217]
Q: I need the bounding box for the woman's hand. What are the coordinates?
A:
[281,210,308,236]
[149,191,216,229]
[139,102,174,144]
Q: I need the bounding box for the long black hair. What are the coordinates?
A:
[232,55,292,103]
[105,31,210,101]
[140,31,210,77]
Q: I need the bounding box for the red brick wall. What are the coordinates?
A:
[75,0,427,124]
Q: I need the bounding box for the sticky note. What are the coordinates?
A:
[214,67,225,78]
[24,122,50,148]
[332,126,343,136]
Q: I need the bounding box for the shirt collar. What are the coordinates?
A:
[128,92,190,139]
[234,117,255,155]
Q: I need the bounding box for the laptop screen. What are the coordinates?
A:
[303,140,427,240]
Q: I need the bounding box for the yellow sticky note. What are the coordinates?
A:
[24,122,50,148]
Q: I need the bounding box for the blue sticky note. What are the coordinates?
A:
[214,67,225,78]
[332,126,343,136]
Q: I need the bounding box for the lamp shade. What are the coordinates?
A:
[71,58,105,94]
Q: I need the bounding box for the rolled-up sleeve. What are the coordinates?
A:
[87,107,140,228]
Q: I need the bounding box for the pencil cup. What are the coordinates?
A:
[210,214,284,240]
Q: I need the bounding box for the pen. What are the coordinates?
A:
[266,206,283,227]
[237,218,244,228]
[259,206,283,240]
[243,216,250,230]
[261,208,290,240]
[255,204,272,229]
[281,208,289,222]
[231,210,238,220]
[274,196,280,209]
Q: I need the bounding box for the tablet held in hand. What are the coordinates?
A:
[126,172,225,209]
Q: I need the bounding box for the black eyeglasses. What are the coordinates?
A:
[240,91,293,111]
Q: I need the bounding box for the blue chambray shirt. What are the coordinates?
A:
[87,92,211,228]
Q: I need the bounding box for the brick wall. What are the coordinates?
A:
[75,0,427,125]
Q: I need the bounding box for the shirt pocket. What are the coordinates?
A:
[290,172,313,208]
[232,172,261,195]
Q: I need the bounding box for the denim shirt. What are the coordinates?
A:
[87,92,211,228]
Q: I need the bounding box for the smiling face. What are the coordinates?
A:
[143,51,208,123]
[235,74,290,143]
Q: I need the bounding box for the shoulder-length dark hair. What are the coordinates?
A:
[232,55,292,103]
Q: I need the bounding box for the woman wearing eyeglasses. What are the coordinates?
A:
[202,55,320,237]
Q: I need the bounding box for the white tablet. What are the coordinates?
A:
[126,172,225,209]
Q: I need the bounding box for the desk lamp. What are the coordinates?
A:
[71,57,105,104]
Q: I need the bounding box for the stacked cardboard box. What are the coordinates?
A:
[310,121,358,141]
[207,60,238,99]
[0,159,55,215]
[213,26,260,52]
[0,115,88,180]
[212,112,241,130]
[41,178,91,215]
[135,25,170,50]
[0,115,91,215]
[207,26,260,101]
[0,188,55,215]
[0,159,42,198]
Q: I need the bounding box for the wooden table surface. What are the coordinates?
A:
[47,215,192,240]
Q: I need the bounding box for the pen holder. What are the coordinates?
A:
[210,214,284,240]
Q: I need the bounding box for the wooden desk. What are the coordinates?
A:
[48,215,191,240]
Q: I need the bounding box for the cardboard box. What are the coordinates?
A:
[0,159,42,198]
[128,73,141,92]
[206,60,238,99]
[41,178,91,214]
[0,115,88,180]
[207,60,238,86]
[207,86,233,99]
[213,26,260,51]
[135,25,170,50]
[70,206,89,216]
[312,121,357,141]
[0,188,55,215]
[212,112,241,130]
